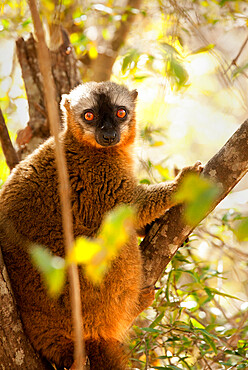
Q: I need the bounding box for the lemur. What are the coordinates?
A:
[0,81,202,369]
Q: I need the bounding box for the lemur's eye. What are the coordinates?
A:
[84,111,94,121]
[116,108,127,119]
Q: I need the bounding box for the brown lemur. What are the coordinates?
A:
[0,82,202,369]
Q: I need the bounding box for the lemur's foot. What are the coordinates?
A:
[138,285,155,313]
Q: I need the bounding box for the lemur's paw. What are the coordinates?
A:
[176,161,203,183]
[138,285,155,313]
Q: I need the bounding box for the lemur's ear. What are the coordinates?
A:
[60,94,70,113]
[131,89,138,101]
[60,94,71,129]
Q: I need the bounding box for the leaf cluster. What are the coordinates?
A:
[130,243,248,369]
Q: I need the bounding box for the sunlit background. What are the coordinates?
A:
[1,1,248,368]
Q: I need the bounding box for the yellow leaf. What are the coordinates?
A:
[69,237,102,264]
[89,44,98,59]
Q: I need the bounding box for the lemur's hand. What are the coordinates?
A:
[175,161,203,185]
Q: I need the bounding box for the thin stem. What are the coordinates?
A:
[27,1,84,368]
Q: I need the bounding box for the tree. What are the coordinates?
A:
[1,1,248,369]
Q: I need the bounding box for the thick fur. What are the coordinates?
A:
[84,339,128,369]
[0,81,201,368]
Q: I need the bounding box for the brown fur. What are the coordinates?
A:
[0,81,201,368]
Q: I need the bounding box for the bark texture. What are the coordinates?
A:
[0,109,19,170]
[16,33,81,158]
[0,249,53,370]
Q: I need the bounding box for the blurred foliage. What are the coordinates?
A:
[1,0,248,369]
[174,173,221,226]
[30,205,134,294]
[0,151,10,187]
[30,245,66,297]
[234,217,248,242]
[69,205,134,283]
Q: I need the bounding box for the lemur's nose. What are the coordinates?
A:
[102,131,117,144]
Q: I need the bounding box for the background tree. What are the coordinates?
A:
[1,1,248,369]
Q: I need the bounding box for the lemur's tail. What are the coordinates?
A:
[85,338,128,369]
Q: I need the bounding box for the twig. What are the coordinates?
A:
[202,356,213,370]
[225,34,248,74]
[209,311,248,366]
[166,0,248,110]
[0,109,19,170]
[27,1,84,369]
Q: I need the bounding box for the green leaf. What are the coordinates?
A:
[122,49,139,73]
[30,245,65,297]
[21,18,31,28]
[170,58,189,86]
[139,178,151,185]
[234,218,248,241]
[232,62,248,79]
[160,42,181,57]
[133,75,149,81]
[202,332,217,354]
[154,164,170,180]
[174,174,220,226]
[140,327,163,334]
[154,366,183,370]
[191,44,215,55]
[190,318,205,329]
[150,312,165,329]
[99,204,134,254]
[205,287,241,300]
[68,205,134,283]
[195,327,219,340]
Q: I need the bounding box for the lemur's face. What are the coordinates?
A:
[61,82,138,148]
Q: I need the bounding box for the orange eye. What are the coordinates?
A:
[117,108,126,119]
[84,111,94,121]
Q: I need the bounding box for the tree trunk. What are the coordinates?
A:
[16,32,81,159]
[0,249,53,369]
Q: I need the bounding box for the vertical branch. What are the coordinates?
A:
[27,1,84,369]
[0,109,19,170]
[90,0,143,81]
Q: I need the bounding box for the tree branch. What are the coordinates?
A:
[0,109,19,170]
[28,1,84,368]
[141,119,248,286]
[91,0,143,81]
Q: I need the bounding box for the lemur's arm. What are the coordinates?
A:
[133,162,203,232]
